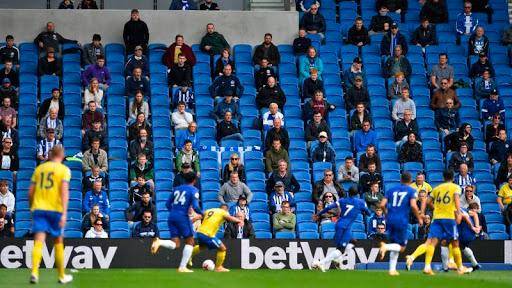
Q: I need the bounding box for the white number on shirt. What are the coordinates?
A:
[392,191,408,207]
[173,191,187,205]
[343,204,354,217]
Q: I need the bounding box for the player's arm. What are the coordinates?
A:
[468,210,481,233]
[224,214,243,224]
[59,180,70,228]
[28,183,35,207]
[453,190,461,217]
[380,197,388,214]
[426,194,434,210]
[410,198,423,226]
[313,201,339,221]
[192,196,203,215]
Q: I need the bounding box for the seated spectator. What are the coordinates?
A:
[0,213,13,238]
[305,112,330,147]
[410,172,432,195]
[38,88,65,120]
[162,34,196,68]
[456,2,479,44]
[209,64,243,99]
[128,112,152,142]
[497,154,512,186]
[83,119,107,151]
[265,138,289,173]
[173,163,199,189]
[126,67,150,97]
[214,48,235,77]
[435,98,460,136]
[216,111,243,143]
[256,76,286,110]
[224,212,255,239]
[255,58,277,90]
[175,122,199,150]
[498,175,512,215]
[302,68,323,100]
[81,204,109,235]
[269,181,296,213]
[486,114,505,144]
[272,201,296,233]
[359,145,382,172]
[412,18,437,48]
[359,160,383,192]
[123,9,149,54]
[303,90,334,121]
[170,0,197,10]
[200,0,219,10]
[376,0,407,22]
[387,72,409,100]
[430,80,460,110]
[0,97,16,128]
[317,192,340,223]
[34,21,77,55]
[130,153,154,189]
[126,191,156,224]
[419,0,448,23]
[369,5,393,34]
[265,160,299,193]
[81,101,104,133]
[460,187,481,213]
[430,53,454,89]
[417,213,432,240]
[347,17,370,47]
[36,129,61,162]
[222,153,246,183]
[129,90,150,122]
[173,85,195,112]
[218,172,253,204]
[470,52,495,79]
[0,117,18,150]
[171,101,193,130]
[354,120,377,153]
[503,25,512,64]
[0,81,17,110]
[0,137,17,171]
[311,132,336,167]
[38,47,61,76]
[394,109,419,143]
[313,169,344,202]
[81,56,110,89]
[482,90,505,121]
[83,180,110,215]
[129,176,152,205]
[200,23,230,55]
[297,0,319,12]
[168,53,192,87]
[468,26,489,56]
[83,78,103,111]
[368,207,386,235]
[175,140,200,175]
[0,60,19,89]
[299,4,326,38]
[455,163,477,190]
[350,102,372,131]
[229,196,250,220]
[38,108,62,140]
[368,223,387,240]
[380,23,408,57]
[253,33,280,67]
[398,133,423,163]
[82,34,104,66]
[392,88,416,122]
[448,143,475,171]
[77,0,98,9]
[83,165,107,191]
[129,128,153,161]
[490,129,512,164]
[345,75,370,110]
[474,70,496,99]
[265,118,290,151]
[343,57,366,90]
[262,103,285,131]
[445,123,474,152]
[293,29,312,55]
[82,138,108,172]
[383,45,411,78]
[0,181,14,215]
[338,156,360,185]
[125,45,149,77]
[0,36,19,67]
[85,218,108,239]
[299,47,323,84]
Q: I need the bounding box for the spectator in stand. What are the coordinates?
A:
[303,90,335,121]
[456,2,479,45]
[317,192,340,223]
[398,132,423,163]
[81,204,109,235]
[256,76,286,110]
[367,206,386,234]
[175,140,200,175]
[394,109,418,143]
[266,160,299,193]
[38,88,64,120]
[498,175,512,217]
[369,5,393,34]
[380,23,408,57]
[345,75,370,110]
[58,0,74,9]
[255,58,277,90]
[172,85,195,112]
[430,53,454,89]
[338,156,360,185]
[417,213,432,240]
[376,0,407,22]
[359,160,383,192]
[293,29,312,55]
[168,53,192,87]
[38,47,61,76]
[299,46,323,84]
[313,169,344,203]
[253,33,280,67]
[412,18,437,49]
[209,64,243,99]
[420,0,448,23]
[486,114,505,144]
[224,212,255,239]
[430,79,460,110]
[222,153,246,183]
[83,180,110,215]
[0,117,18,150]
[489,129,512,165]
[81,55,110,89]
[77,0,98,9]
[0,137,17,171]
[200,0,219,10]
[265,117,290,151]
[36,129,61,162]
[474,70,496,99]
[388,72,409,100]
[359,145,381,172]
[470,52,495,79]
[125,46,149,78]
[265,138,289,173]
[347,17,370,47]
[435,98,460,137]
[0,79,17,108]
[0,35,19,67]
[0,97,16,128]
[269,181,296,213]
[129,90,150,122]
[38,108,62,140]
[83,119,107,150]
[302,68,323,100]
[85,218,108,239]
[211,90,239,122]
[497,154,512,185]
[33,21,77,55]
[82,138,108,172]
[468,26,489,57]
[218,172,253,204]
[126,191,157,224]
[229,196,250,220]
[455,163,476,190]
[129,128,153,161]
[123,9,149,54]
[262,102,285,132]
[171,101,193,130]
[0,204,13,238]
[162,35,196,68]
[126,67,150,97]
[0,181,14,214]
[383,45,411,79]
[410,172,433,195]
[305,112,330,147]
[273,201,296,233]
[83,78,104,112]
[297,0,319,12]
[129,176,152,205]
[350,102,372,132]
[216,111,243,142]
[343,57,366,89]
[460,186,481,212]
[469,0,494,22]
[503,25,512,66]
[0,60,19,89]
[130,153,154,189]
[200,23,230,55]
[82,34,104,66]
[482,90,505,121]
[169,0,197,10]
[175,122,199,151]
[299,4,326,39]
[354,120,377,153]
[83,165,107,191]
[214,48,235,77]
[81,101,104,133]
[446,122,475,152]
[128,112,151,142]
[392,87,416,122]
[311,132,336,168]
[173,163,199,189]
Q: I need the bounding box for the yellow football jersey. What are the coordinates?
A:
[30,161,71,213]
[430,182,461,220]
[197,208,228,237]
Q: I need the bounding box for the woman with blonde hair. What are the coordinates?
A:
[84,77,104,111]
[222,153,246,183]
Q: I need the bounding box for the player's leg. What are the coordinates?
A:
[462,243,480,270]
[424,237,438,275]
[406,243,427,270]
[440,241,450,271]
[178,236,195,272]
[151,219,179,254]
[381,224,407,275]
[214,243,229,272]
[446,243,457,270]
[50,211,72,284]
[30,232,46,284]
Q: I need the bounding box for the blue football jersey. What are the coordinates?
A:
[336,197,371,228]
[385,184,417,224]
[166,184,202,216]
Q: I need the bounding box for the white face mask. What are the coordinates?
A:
[140,136,147,142]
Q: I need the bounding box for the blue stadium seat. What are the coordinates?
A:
[255,231,273,239]
[298,222,318,232]
[275,231,296,239]
[299,231,320,239]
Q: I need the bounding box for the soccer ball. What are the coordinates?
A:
[202,259,215,271]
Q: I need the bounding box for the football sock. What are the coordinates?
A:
[384,243,402,252]
[441,246,449,270]
[463,247,478,266]
[448,243,455,264]
[424,244,435,270]
[320,249,342,266]
[179,245,194,269]
[411,243,427,260]
[31,240,43,277]
[389,251,399,272]
[54,242,65,279]
[192,245,202,257]
[215,250,226,268]
[452,246,463,269]
[159,240,176,250]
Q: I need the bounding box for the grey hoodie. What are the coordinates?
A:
[218,181,253,204]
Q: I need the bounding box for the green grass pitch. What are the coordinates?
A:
[1,269,512,288]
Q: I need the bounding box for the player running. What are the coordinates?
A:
[189,204,242,272]
[150,172,203,273]
[378,172,423,276]
[29,145,73,284]
[311,186,371,272]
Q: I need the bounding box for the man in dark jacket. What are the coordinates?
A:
[411,18,437,47]
[448,142,474,172]
[380,23,408,56]
[253,33,280,67]
[398,133,422,163]
[311,132,336,168]
[216,111,243,142]
[83,119,107,150]
[266,160,300,193]
[125,191,156,223]
[467,0,493,24]
[359,160,383,192]
[435,98,460,137]
[38,47,61,76]
[132,210,159,238]
[376,0,407,22]
[82,34,104,66]
[209,64,243,98]
[293,29,312,55]
[173,163,200,188]
[394,109,419,142]
[383,45,411,78]
[224,212,255,239]
[38,88,65,120]
[468,26,489,56]
[305,112,331,144]
[489,129,512,164]
[168,53,192,87]
[0,60,19,89]
[123,9,149,54]
[200,23,230,55]
[347,17,370,47]
[126,67,150,97]
[469,52,495,78]
[265,118,290,151]
[299,4,326,37]
[0,36,19,67]
[358,145,382,172]
[255,58,277,90]
[313,169,344,203]
[345,76,370,110]
[124,46,149,77]
[302,69,324,100]
[256,76,286,109]
[169,0,198,10]
[369,6,393,33]
[33,21,77,55]
[419,0,448,23]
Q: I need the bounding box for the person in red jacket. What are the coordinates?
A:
[162,34,196,68]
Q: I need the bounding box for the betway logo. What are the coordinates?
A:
[241,240,379,269]
[0,241,117,269]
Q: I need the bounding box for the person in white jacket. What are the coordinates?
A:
[84,218,108,238]
[0,180,15,215]
[83,77,104,111]
[171,101,193,130]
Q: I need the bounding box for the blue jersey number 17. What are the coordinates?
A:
[392,191,407,207]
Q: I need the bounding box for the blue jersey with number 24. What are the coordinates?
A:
[166,184,202,218]
[385,185,417,225]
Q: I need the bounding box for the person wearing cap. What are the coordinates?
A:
[200,23,230,55]
[256,76,286,110]
[173,163,199,188]
[383,45,411,79]
[474,70,496,99]
[398,132,423,163]
[299,46,323,84]
[163,34,196,68]
[82,34,104,66]
[38,47,61,76]
[468,26,489,56]
[269,181,296,214]
[253,33,280,67]
[169,0,197,10]
[411,18,437,48]
[38,88,65,120]
[347,17,370,47]
[265,138,290,173]
[345,74,370,110]
[0,78,17,107]
[469,52,495,79]
[33,21,77,55]
[419,0,448,24]
[216,111,243,143]
[391,87,415,122]
[85,218,108,239]
[208,64,243,99]
[218,172,253,204]
[305,111,330,146]
[125,45,149,78]
[255,58,277,90]
[168,53,192,87]
[292,29,312,55]
[36,129,61,162]
[430,78,460,110]
[456,2,479,44]
[0,35,19,67]
[302,68,324,100]
[126,67,150,97]
[229,196,250,221]
[222,153,246,184]
[81,55,111,89]
[303,90,335,121]
[448,141,474,172]
[369,5,393,34]
[311,131,336,169]
[380,22,408,56]
[0,97,16,128]
[343,57,366,90]
[38,108,63,140]
[350,102,372,132]
[482,90,505,121]
[354,120,377,153]
[299,4,326,38]
[123,9,149,54]
[266,159,300,193]
[0,59,19,89]
[212,90,239,122]
[175,140,200,175]
[387,72,409,100]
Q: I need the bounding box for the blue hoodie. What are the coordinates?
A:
[83,189,110,215]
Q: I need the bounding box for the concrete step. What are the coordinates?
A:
[250,0,285,11]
